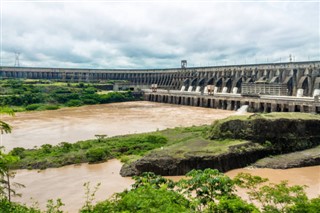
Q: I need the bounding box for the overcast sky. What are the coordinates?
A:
[1,0,319,69]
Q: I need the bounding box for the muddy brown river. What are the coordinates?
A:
[1,101,234,150]
[2,101,319,212]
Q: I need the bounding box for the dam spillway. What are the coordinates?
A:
[1,61,320,113]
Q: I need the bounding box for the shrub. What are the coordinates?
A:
[25,104,41,111]
[65,99,83,107]
[207,196,260,213]
[101,185,190,213]
[58,142,73,152]
[0,198,41,213]
[10,147,26,159]
[79,141,92,150]
[82,99,98,105]
[41,144,53,153]
[86,147,110,163]
[45,105,59,110]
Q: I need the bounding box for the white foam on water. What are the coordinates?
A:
[236,105,248,114]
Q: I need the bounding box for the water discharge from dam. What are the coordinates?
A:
[1,101,318,212]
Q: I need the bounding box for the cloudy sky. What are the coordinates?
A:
[1,0,319,69]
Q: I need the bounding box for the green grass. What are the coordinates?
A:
[9,125,226,169]
[222,113,320,122]
[10,133,169,169]
[258,112,320,120]
[148,138,249,159]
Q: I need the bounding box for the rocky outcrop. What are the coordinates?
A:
[120,115,320,176]
[120,144,270,176]
[253,146,320,169]
[208,116,320,152]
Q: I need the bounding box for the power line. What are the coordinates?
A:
[14,52,20,67]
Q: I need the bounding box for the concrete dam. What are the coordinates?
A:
[1,61,320,113]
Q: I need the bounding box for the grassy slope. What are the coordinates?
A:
[147,125,248,159]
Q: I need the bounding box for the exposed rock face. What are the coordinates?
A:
[209,117,320,152]
[120,147,269,176]
[253,146,320,169]
[120,117,320,177]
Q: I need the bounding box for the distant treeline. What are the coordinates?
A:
[0,79,141,111]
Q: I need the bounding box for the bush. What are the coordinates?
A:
[79,141,92,150]
[207,196,260,213]
[86,147,110,163]
[82,99,98,105]
[10,147,26,159]
[25,104,41,111]
[44,105,59,110]
[58,142,73,152]
[98,185,190,213]
[65,99,83,107]
[41,144,53,153]
[0,198,41,213]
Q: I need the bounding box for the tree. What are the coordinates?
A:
[94,134,107,142]
[131,172,175,190]
[234,172,309,213]
[0,151,24,202]
[91,174,190,213]
[0,106,14,136]
[177,169,235,211]
[0,106,23,202]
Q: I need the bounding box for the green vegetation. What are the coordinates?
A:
[218,113,320,122]
[0,79,141,112]
[10,134,169,169]
[9,124,253,169]
[207,113,320,153]
[0,107,19,204]
[87,170,320,213]
[8,112,319,173]
[1,168,320,212]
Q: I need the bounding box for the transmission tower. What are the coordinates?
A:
[14,52,20,67]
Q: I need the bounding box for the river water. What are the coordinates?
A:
[3,101,319,212]
[13,160,320,212]
[1,101,234,151]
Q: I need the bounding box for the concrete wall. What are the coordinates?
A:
[144,92,320,113]
[1,60,319,97]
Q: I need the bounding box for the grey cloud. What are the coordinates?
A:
[1,1,319,68]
